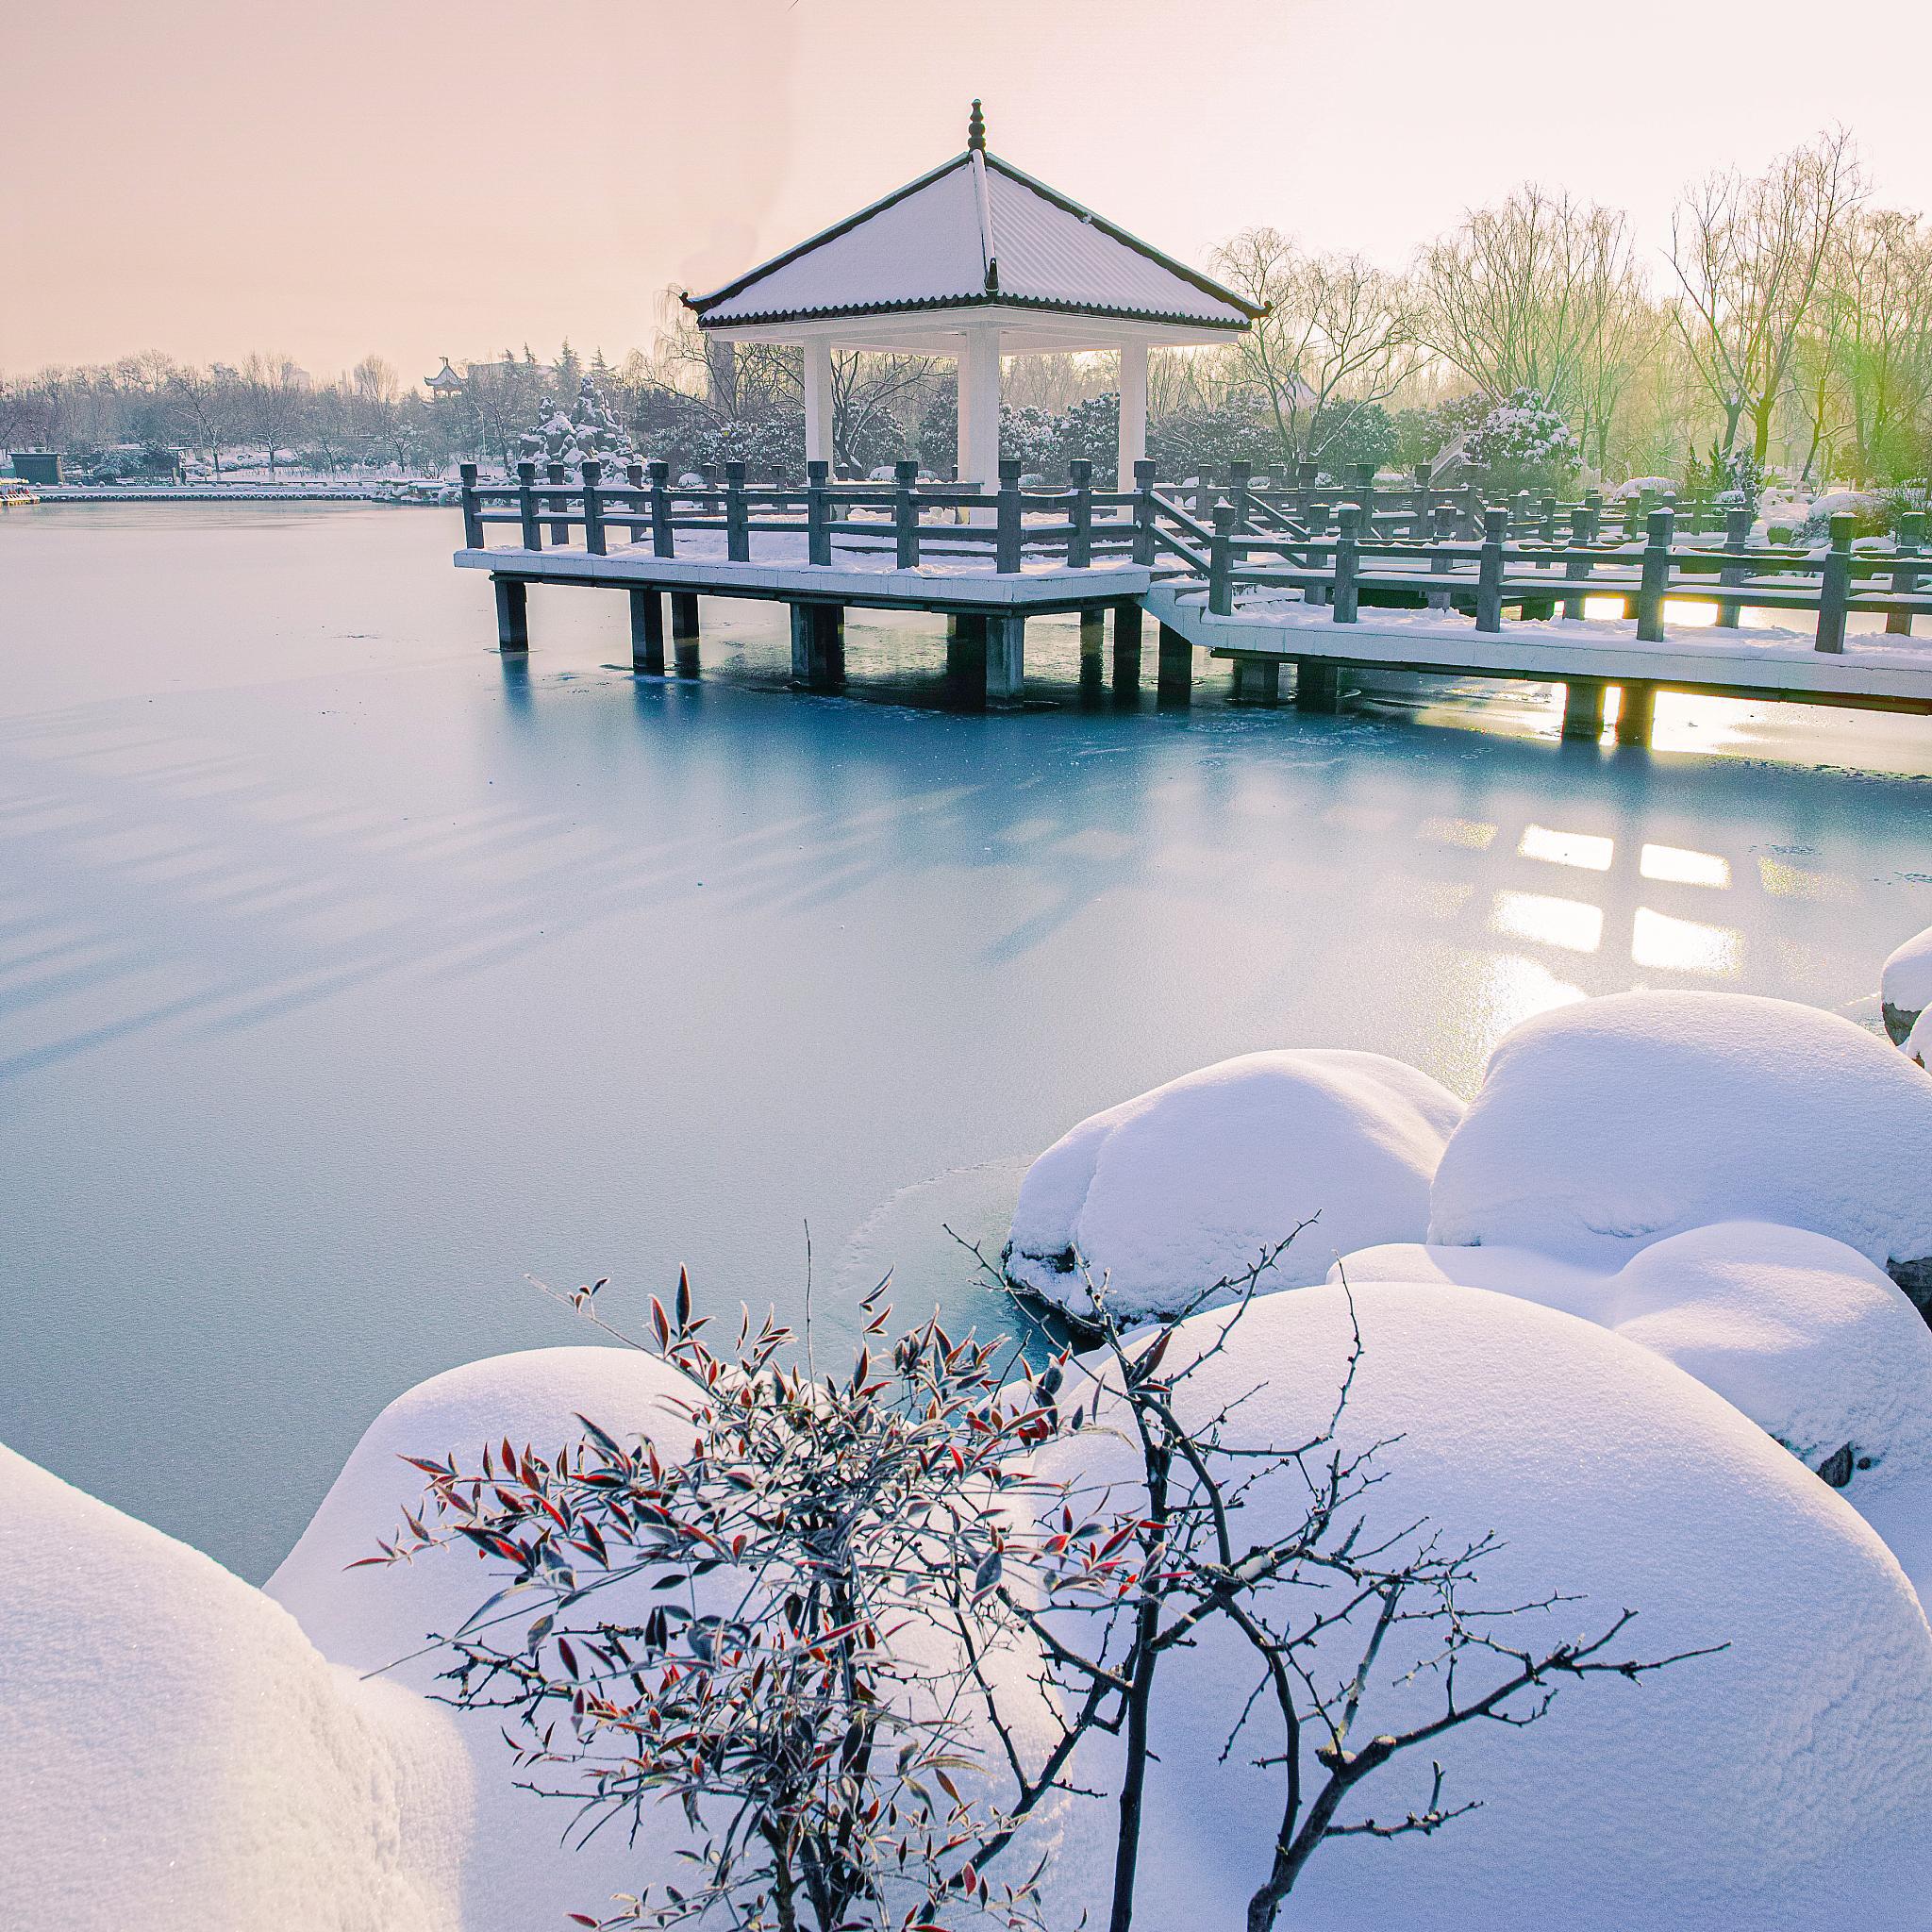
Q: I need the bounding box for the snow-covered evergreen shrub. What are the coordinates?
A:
[1465,390,1581,496]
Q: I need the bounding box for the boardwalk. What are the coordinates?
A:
[455,460,1932,742]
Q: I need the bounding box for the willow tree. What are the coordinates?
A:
[1668,129,1866,463]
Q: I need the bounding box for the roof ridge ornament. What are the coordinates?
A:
[967,99,986,152]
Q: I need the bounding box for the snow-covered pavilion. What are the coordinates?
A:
[685,103,1261,487]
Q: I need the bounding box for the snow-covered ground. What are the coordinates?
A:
[1005,1048,1462,1319]
[9,858,1932,1924]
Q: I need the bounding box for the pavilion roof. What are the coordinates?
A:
[685,121,1261,335]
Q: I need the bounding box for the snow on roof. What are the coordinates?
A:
[688,140,1260,333]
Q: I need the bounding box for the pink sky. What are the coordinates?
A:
[7,0,1929,385]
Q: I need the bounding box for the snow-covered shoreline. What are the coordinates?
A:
[8,947,1932,1931]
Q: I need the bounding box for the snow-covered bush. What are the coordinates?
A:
[3,1443,468,1932]
[1428,991,1932,1275]
[269,1346,696,1932]
[1334,1222,1932,1492]
[1029,1280,1932,1932]
[1882,924,1932,1044]
[1800,488,1890,544]
[1005,1049,1464,1321]
[1613,475,1677,501]
[1465,389,1581,496]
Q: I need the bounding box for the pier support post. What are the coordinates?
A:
[1295,659,1340,713]
[1157,624,1193,704]
[629,587,665,674]
[671,592,701,676]
[1561,678,1607,741]
[1079,608,1105,668]
[789,604,846,691]
[1111,599,1143,695]
[493,577,528,652]
[988,615,1026,704]
[947,612,989,708]
[1614,681,1656,747]
[1232,658,1281,704]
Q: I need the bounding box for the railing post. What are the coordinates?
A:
[546,460,569,545]
[648,460,674,557]
[1716,506,1752,629]
[1228,459,1253,531]
[1562,505,1591,619]
[1297,460,1319,528]
[807,459,832,566]
[1816,513,1854,654]
[1475,506,1507,632]
[1635,507,1674,642]
[1132,459,1158,565]
[517,460,541,550]
[996,458,1024,574]
[1332,503,1361,623]
[893,459,921,570]
[1584,491,1603,540]
[1208,503,1236,615]
[724,460,749,562]
[1887,511,1923,637]
[624,461,645,543]
[1622,491,1643,541]
[1425,501,1454,609]
[458,462,483,547]
[580,458,606,554]
[1412,463,1431,535]
[1539,495,1558,544]
[1067,458,1093,569]
[1463,481,1483,539]
[1193,461,1217,523]
[1355,462,1376,535]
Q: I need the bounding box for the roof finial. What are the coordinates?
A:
[967,99,986,152]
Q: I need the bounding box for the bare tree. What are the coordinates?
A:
[1668,128,1867,461]
[237,352,309,477]
[1815,208,1932,483]
[162,362,237,478]
[1210,229,1418,467]
[1414,185,1632,419]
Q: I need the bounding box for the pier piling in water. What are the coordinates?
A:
[671,593,701,676]
[493,578,528,651]
[630,588,665,674]
[789,604,846,691]
[1157,623,1193,703]
[1562,678,1608,741]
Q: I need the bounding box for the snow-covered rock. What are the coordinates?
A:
[1336,1224,1932,1492]
[1429,991,1932,1274]
[270,1346,699,1932]
[1006,1050,1464,1321]
[1029,1282,1932,1932]
[1,1442,469,1932]
[1908,1008,1931,1070]
[1883,924,1932,1044]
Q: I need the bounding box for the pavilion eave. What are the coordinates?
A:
[703,301,1242,356]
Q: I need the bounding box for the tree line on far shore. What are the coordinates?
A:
[6,130,1925,505]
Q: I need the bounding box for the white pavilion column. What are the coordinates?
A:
[804,338,835,470]
[957,325,1003,489]
[1117,337,1149,486]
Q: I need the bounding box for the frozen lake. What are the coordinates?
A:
[5,501,1928,1579]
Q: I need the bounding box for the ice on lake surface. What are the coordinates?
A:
[3,503,1928,1579]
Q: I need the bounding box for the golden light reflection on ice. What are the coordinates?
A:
[1491,890,1604,953]
[1519,824,1614,870]
[1640,843,1731,888]
[1632,907,1741,975]
[1418,816,1498,849]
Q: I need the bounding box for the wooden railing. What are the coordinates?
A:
[1201,503,1931,654]
[459,458,1143,575]
[457,459,1928,651]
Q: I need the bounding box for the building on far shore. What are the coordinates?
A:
[9,451,67,485]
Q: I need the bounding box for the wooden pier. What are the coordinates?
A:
[455,460,1932,741]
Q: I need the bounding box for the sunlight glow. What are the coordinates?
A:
[1419,816,1497,850]
[1757,857,1854,901]
[1518,824,1614,871]
[1641,843,1731,888]
[1491,891,1604,953]
[1632,907,1741,975]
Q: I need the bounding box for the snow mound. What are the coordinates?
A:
[1337,1225,1932,1491]
[270,1346,700,1932]
[1428,991,1932,1271]
[1,1442,468,1932]
[1883,924,1932,1043]
[1006,1050,1464,1321]
[1908,1008,1930,1069]
[1029,1282,1932,1932]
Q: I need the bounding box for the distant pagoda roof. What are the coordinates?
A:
[425,358,464,391]
[686,103,1261,336]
